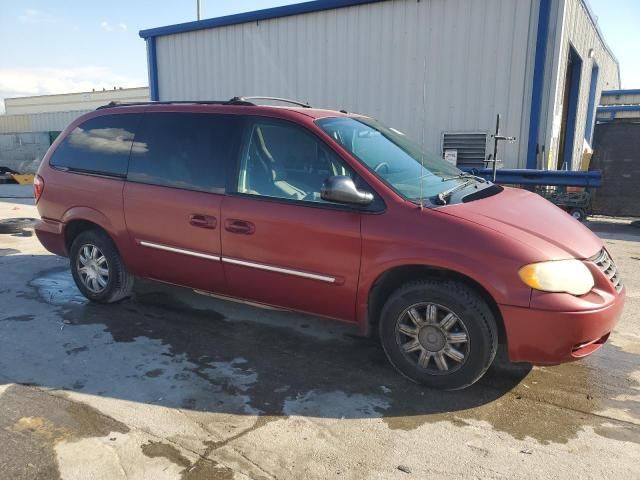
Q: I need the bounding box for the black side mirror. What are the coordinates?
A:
[321,176,374,206]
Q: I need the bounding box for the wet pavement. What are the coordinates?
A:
[0,197,639,479]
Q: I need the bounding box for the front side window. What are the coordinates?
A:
[316,116,471,202]
[128,113,240,193]
[49,114,142,177]
[237,119,355,203]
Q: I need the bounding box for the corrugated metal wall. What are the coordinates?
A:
[0,115,30,135]
[597,110,640,121]
[543,0,619,170]
[600,91,640,106]
[591,122,640,216]
[5,87,149,115]
[0,110,91,134]
[0,133,52,173]
[533,0,561,170]
[155,0,537,168]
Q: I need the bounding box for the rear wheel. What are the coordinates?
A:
[70,229,134,303]
[379,279,498,390]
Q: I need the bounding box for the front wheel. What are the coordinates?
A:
[379,279,498,390]
[70,229,134,303]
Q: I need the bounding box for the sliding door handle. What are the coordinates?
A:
[190,214,217,229]
[224,219,255,235]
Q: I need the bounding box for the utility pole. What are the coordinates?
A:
[197,0,202,20]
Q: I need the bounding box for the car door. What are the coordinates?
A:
[123,111,241,293]
[220,117,373,322]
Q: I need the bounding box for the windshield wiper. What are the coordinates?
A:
[433,180,474,206]
[440,172,487,183]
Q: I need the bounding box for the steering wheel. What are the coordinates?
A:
[373,161,390,173]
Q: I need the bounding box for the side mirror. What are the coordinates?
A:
[321,176,374,206]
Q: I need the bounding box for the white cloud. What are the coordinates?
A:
[101,21,127,32]
[19,8,55,24]
[0,67,146,113]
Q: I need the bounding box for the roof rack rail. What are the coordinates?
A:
[231,96,312,108]
[96,97,311,110]
[96,98,256,110]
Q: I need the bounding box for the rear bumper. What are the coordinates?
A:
[501,288,625,364]
[34,218,67,256]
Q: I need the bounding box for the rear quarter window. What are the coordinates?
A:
[127,112,240,193]
[49,113,142,177]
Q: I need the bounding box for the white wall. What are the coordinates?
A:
[600,92,640,105]
[0,133,51,173]
[4,87,149,115]
[0,110,92,134]
[542,0,619,170]
[154,0,537,168]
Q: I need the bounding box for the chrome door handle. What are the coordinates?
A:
[224,219,255,235]
[189,214,217,229]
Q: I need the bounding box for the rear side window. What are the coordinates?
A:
[128,113,240,193]
[49,114,142,177]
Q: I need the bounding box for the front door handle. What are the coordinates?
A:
[190,214,217,229]
[225,219,255,235]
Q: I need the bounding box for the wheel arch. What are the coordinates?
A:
[367,265,507,344]
[64,219,110,252]
[62,207,117,253]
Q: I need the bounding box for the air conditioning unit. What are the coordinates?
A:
[441,132,489,168]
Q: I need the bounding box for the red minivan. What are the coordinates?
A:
[34,98,625,389]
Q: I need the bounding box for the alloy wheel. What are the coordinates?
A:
[395,302,470,375]
[76,244,110,293]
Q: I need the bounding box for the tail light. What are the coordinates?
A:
[34,175,44,203]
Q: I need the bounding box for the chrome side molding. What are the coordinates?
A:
[139,240,221,261]
[222,257,336,283]
[138,240,336,283]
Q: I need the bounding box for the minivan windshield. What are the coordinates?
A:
[315,116,476,202]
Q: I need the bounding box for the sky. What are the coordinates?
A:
[0,0,639,113]
[0,0,294,112]
[589,0,640,88]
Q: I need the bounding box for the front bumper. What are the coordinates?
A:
[501,287,625,364]
[34,218,67,257]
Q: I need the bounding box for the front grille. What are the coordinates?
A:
[590,249,623,293]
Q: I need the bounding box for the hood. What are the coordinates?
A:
[438,186,602,260]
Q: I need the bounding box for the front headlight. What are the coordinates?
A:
[518,259,594,296]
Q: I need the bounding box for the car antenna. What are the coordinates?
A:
[419,57,427,211]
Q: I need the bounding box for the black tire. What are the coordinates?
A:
[69,229,134,303]
[0,218,37,234]
[379,279,498,390]
[569,208,586,222]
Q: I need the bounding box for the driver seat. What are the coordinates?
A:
[246,127,306,200]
